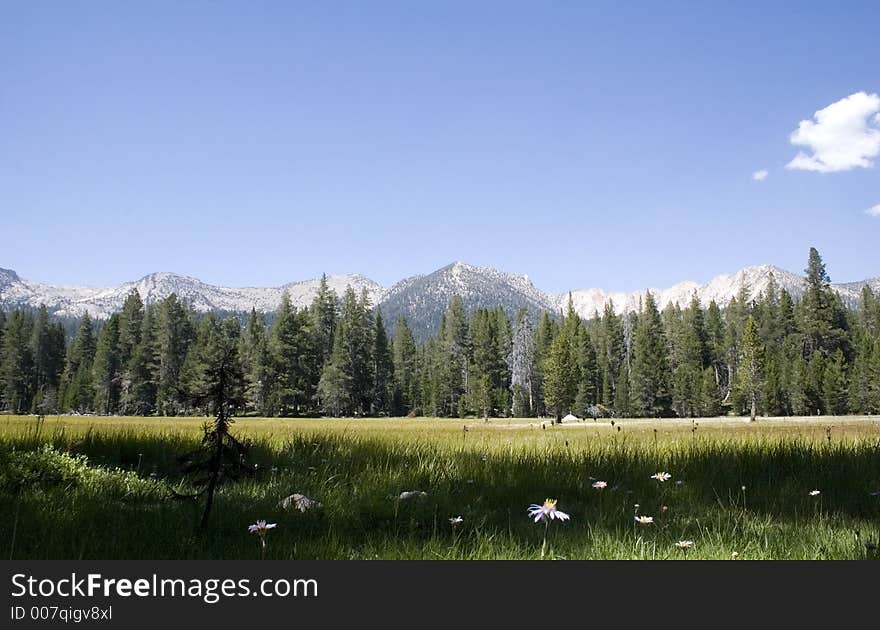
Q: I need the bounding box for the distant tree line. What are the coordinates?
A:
[1,248,879,419]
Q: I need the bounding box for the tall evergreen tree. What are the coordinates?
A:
[60,313,97,412]
[801,247,849,358]
[155,294,195,415]
[533,310,557,416]
[372,310,394,415]
[735,316,764,421]
[1,311,35,413]
[240,309,273,415]
[822,349,848,415]
[270,292,314,415]
[92,313,122,414]
[29,305,65,412]
[508,310,537,417]
[630,292,672,417]
[392,316,418,415]
[438,296,469,417]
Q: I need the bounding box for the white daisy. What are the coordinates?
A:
[449,516,463,525]
[635,515,654,525]
[592,481,608,489]
[248,520,277,535]
[809,490,821,496]
[651,472,672,482]
[527,499,571,523]
[674,540,694,549]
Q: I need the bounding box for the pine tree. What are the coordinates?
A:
[806,352,826,415]
[155,294,195,415]
[310,274,338,368]
[533,311,557,416]
[176,316,249,530]
[270,292,314,416]
[705,300,726,391]
[117,290,144,368]
[761,351,786,416]
[597,302,622,408]
[736,316,764,421]
[60,314,97,412]
[438,296,469,417]
[1,311,35,413]
[542,333,578,419]
[849,335,875,413]
[240,309,273,415]
[392,315,418,415]
[469,308,510,418]
[92,313,122,414]
[121,304,159,415]
[117,290,147,414]
[699,367,722,416]
[802,247,849,358]
[318,328,351,416]
[29,305,65,412]
[348,288,376,414]
[671,293,708,417]
[575,332,599,416]
[372,310,394,415]
[630,292,672,417]
[542,297,581,420]
[822,349,848,415]
[508,310,537,417]
[492,308,512,416]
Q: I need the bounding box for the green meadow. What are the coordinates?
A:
[2,414,880,560]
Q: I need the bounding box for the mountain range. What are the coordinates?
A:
[1,262,878,340]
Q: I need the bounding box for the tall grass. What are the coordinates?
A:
[1,415,879,559]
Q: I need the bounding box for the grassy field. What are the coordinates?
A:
[2,413,880,560]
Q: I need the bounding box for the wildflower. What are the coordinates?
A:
[480,452,488,462]
[809,490,821,496]
[592,481,608,490]
[527,499,571,523]
[635,515,654,525]
[661,505,669,512]
[651,472,672,482]
[248,520,277,535]
[675,480,684,486]
[249,520,277,556]
[674,540,694,549]
[399,490,429,500]
[731,551,739,558]
[529,499,570,558]
[449,516,463,525]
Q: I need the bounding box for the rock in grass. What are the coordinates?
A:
[399,490,428,500]
[280,493,322,512]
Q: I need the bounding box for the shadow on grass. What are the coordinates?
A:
[2,429,880,559]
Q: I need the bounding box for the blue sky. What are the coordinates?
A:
[2,1,878,293]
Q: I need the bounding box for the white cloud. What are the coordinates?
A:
[752,169,769,181]
[866,204,880,217]
[786,91,880,173]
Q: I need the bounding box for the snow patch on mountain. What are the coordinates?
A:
[560,264,877,317]
[1,262,877,329]
[0,269,384,319]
